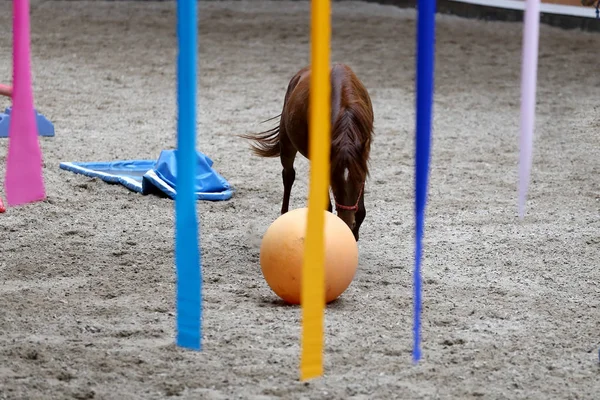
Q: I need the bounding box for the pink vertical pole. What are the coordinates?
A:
[4,0,46,206]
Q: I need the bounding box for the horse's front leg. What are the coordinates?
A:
[353,187,366,241]
[327,187,333,213]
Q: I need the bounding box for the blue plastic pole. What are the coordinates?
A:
[175,0,201,350]
[414,0,436,363]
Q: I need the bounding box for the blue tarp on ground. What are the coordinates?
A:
[59,149,233,201]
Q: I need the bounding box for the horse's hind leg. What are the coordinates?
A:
[280,131,297,215]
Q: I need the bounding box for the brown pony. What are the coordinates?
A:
[241,63,374,241]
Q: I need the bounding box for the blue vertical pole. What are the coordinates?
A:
[175,0,201,350]
[414,0,436,363]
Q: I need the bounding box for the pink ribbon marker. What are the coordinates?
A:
[4,0,46,206]
[0,84,12,97]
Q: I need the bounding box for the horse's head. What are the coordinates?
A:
[330,153,368,241]
[331,175,364,235]
[329,98,373,241]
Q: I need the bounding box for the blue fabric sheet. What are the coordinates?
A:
[59,149,233,201]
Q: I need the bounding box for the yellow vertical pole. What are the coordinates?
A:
[300,0,331,381]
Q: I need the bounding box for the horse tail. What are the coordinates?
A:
[239,115,281,158]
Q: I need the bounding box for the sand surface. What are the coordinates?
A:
[0,1,599,399]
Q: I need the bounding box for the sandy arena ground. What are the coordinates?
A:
[0,0,598,399]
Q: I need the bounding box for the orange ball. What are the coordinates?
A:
[259,207,358,305]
